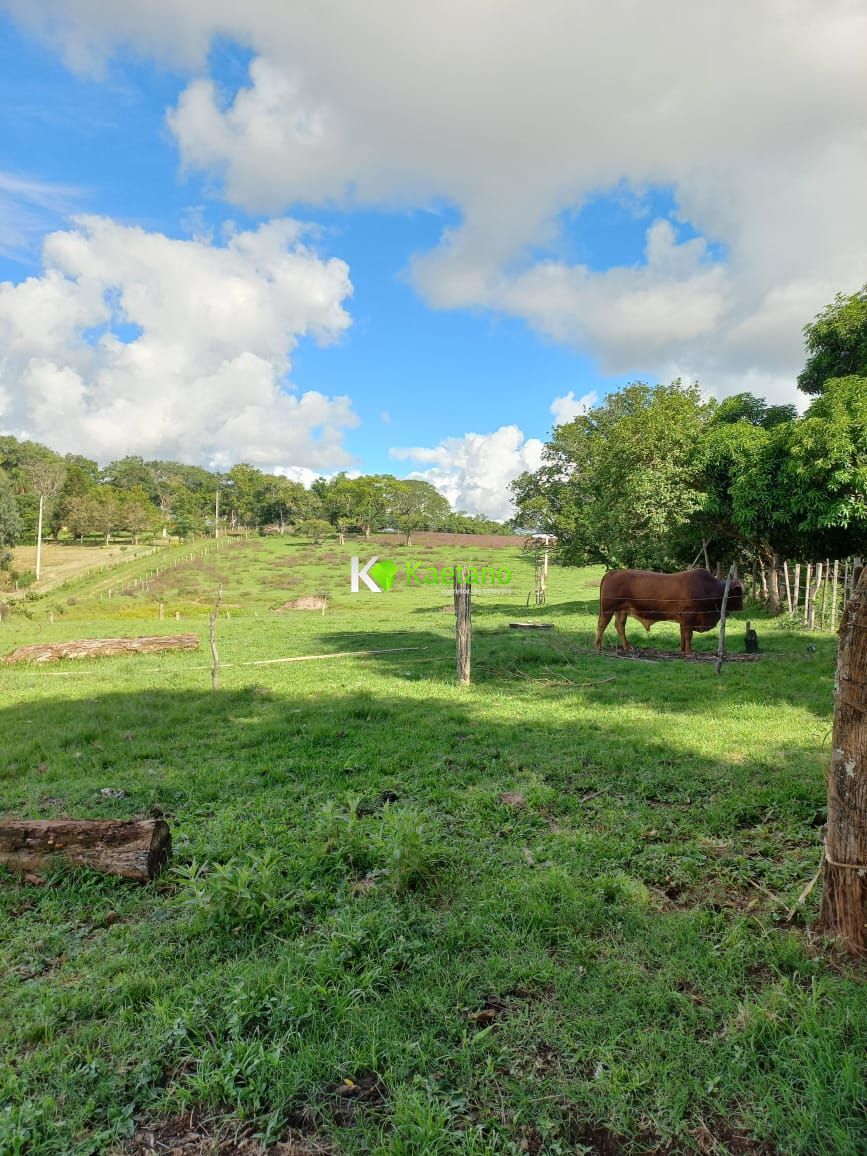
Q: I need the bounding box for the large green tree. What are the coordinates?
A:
[513,381,709,570]
[798,284,867,396]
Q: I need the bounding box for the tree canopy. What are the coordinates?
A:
[798,284,867,396]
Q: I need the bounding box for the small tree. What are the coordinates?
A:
[297,518,333,545]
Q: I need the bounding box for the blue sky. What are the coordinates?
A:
[0,3,863,517]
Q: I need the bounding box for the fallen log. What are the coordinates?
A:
[0,818,171,882]
[2,634,199,665]
[509,622,556,630]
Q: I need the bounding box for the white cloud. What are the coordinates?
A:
[6,2,867,398]
[550,390,598,426]
[391,425,544,521]
[0,216,359,469]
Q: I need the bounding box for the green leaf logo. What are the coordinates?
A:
[368,558,398,592]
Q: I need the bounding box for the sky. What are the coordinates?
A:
[0,2,865,519]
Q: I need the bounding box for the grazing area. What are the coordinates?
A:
[1,537,865,1155]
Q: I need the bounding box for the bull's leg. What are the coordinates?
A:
[594,608,614,650]
[615,610,632,652]
[679,623,693,656]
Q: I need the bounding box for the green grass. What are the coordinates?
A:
[1,537,864,1154]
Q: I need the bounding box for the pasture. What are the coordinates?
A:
[0,536,864,1155]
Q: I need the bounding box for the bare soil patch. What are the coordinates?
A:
[369,531,523,549]
[121,1107,331,1155]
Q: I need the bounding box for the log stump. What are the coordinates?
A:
[0,819,171,882]
[2,634,199,664]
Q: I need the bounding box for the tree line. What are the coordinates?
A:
[511,285,867,614]
[0,446,507,582]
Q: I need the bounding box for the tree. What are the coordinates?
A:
[0,474,22,570]
[512,382,709,570]
[390,479,450,545]
[119,487,158,543]
[798,284,867,395]
[296,518,333,545]
[21,452,67,580]
[101,456,159,501]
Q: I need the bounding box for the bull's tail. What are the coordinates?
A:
[595,571,614,650]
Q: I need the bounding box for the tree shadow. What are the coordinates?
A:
[1,680,856,1156]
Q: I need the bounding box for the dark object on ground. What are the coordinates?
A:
[509,622,555,629]
[595,568,744,656]
[0,818,171,882]
[2,634,199,664]
[745,620,760,653]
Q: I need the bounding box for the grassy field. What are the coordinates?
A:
[0,536,864,1155]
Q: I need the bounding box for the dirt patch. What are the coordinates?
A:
[323,1069,387,1127]
[276,595,328,611]
[368,532,523,549]
[121,1107,330,1155]
[599,646,759,664]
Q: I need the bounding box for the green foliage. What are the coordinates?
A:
[0,474,22,568]
[798,283,867,395]
[513,381,707,569]
[296,517,333,544]
[174,849,306,934]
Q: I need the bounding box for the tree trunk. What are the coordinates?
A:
[0,819,171,883]
[3,634,199,665]
[817,571,867,954]
[35,493,45,581]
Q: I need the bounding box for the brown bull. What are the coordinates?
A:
[595,568,743,656]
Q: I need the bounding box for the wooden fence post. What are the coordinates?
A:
[793,563,801,612]
[817,570,867,954]
[804,563,813,627]
[715,564,735,675]
[831,559,839,633]
[809,562,823,631]
[782,560,794,614]
[454,566,472,685]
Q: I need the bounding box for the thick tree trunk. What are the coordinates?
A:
[0,819,171,882]
[3,634,199,664]
[817,572,867,954]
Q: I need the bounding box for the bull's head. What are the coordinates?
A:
[728,580,744,612]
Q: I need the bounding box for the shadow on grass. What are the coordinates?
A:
[2,680,862,1156]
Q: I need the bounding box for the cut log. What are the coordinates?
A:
[509,622,556,629]
[2,634,199,665]
[0,818,171,882]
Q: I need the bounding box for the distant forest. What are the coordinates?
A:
[0,438,507,566]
